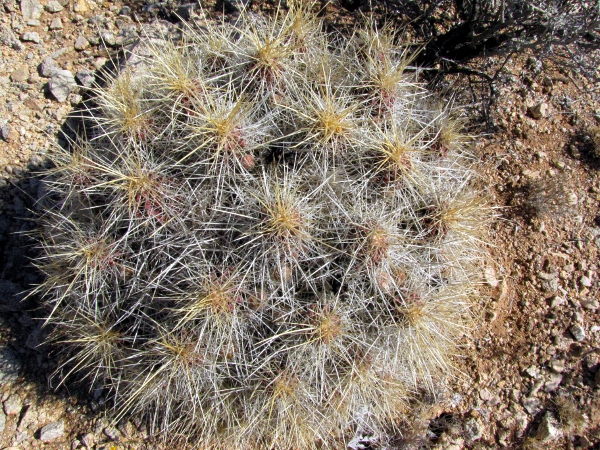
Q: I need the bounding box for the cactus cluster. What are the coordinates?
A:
[37,3,489,448]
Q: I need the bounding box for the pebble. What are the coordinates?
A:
[464,417,483,441]
[100,31,116,47]
[103,426,120,441]
[579,298,599,310]
[549,295,565,307]
[74,35,89,51]
[529,102,549,119]
[45,0,64,12]
[569,323,585,341]
[21,32,41,43]
[580,275,592,287]
[544,372,562,392]
[73,0,89,13]
[39,420,65,442]
[536,411,561,442]
[39,58,60,78]
[21,0,43,20]
[49,69,76,102]
[549,359,565,373]
[522,397,542,415]
[3,394,22,415]
[49,17,63,30]
[76,70,95,87]
[524,365,540,379]
[0,345,21,384]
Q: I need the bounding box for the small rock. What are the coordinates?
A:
[39,57,60,77]
[524,365,540,379]
[74,35,89,51]
[21,0,43,20]
[99,31,116,46]
[21,31,40,43]
[73,0,88,12]
[579,298,599,310]
[3,394,22,415]
[0,345,21,384]
[45,0,64,12]
[39,420,65,442]
[580,275,593,288]
[544,372,562,392]
[464,417,483,441]
[549,359,565,373]
[541,278,558,293]
[49,17,63,30]
[119,5,131,15]
[103,426,120,441]
[49,69,76,102]
[80,432,94,448]
[75,69,94,87]
[0,122,10,141]
[549,295,565,307]
[569,323,585,341]
[522,397,542,415]
[536,411,561,442]
[529,102,549,119]
[94,57,107,69]
[70,93,82,105]
[528,379,543,397]
[10,66,29,82]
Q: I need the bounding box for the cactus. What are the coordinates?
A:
[36,3,490,448]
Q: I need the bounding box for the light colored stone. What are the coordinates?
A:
[75,70,94,87]
[522,397,542,415]
[39,420,65,442]
[536,412,561,442]
[73,0,88,12]
[49,17,63,30]
[464,417,483,441]
[529,102,549,119]
[74,35,89,51]
[48,69,75,102]
[569,323,585,341]
[580,275,593,287]
[40,57,60,77]
[549,359,565,373]
[21,0,43,20]
[3,394,22,415]
[21,31,40,43]
[544,372,562,392]
[484,266,499,287]
[45,0,64,12]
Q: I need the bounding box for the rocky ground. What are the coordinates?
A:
[0,0,599,449]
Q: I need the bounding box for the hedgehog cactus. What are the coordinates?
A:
[36,3,490,448]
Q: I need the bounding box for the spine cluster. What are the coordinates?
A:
[37,3,489,448]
